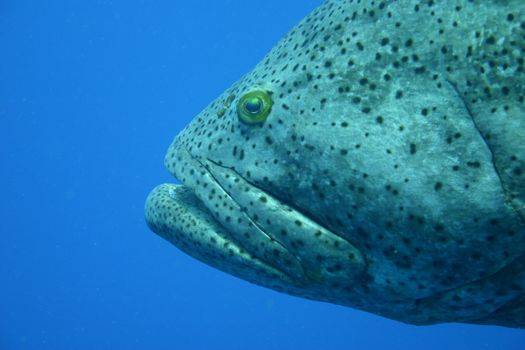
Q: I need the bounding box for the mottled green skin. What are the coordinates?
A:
[146,0,525,328]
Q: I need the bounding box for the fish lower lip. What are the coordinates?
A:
[145,182,296,285]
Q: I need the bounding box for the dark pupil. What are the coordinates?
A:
[245,97,262,114]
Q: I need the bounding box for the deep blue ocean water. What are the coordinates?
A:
[1,1,524,349]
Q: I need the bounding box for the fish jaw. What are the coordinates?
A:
[145,140,366,297]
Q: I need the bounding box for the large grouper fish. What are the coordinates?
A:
[145,0,525,328]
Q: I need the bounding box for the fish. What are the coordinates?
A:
[145,0,525,328]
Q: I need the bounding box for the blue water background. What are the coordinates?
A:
[1,1,524,349]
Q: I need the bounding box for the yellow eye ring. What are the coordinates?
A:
[237,90,273,124]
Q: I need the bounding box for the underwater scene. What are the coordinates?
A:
[2,0,525,349]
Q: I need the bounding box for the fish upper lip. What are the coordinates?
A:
[168,144,366,286]
[170,145,309,283]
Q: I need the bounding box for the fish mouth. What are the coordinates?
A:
[145,142,365,289]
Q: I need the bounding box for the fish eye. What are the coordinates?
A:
[237,90,273,124]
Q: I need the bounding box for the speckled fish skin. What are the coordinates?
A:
[145,0,525,328]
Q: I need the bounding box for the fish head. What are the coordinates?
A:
[145,13,369,301]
